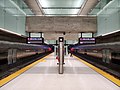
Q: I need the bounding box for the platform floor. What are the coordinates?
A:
[0,53,119,90]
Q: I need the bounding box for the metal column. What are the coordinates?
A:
[102,49,111,63]
[12,49,17,63]
[8,49,17,65]
[58,37,64,74]
[8,49,13,65]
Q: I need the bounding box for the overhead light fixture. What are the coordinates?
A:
[38,0,84,16]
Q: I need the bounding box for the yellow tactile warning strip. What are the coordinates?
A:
[0,54,50,87]
[73,55,120,87]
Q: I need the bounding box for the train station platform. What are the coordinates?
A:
[0,53,120,90]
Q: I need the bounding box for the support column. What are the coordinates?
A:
[8,49,13,65]
[64,40,66,55]
[12,49,17,63]
[58,37,64,74]
[55,40,58,55]
[102,49,111,63]
[7,49,17,65]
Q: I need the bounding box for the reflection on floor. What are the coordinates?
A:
[0,53,119,90]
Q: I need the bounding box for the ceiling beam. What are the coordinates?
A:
[24,0,43,15]
[26,16,97,33]
[78,0,99,15]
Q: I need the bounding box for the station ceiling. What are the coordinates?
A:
[25,0,99,16]
[24,0,98,40]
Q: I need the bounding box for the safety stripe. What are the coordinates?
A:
[0,54,50,87]
[73,55,120,87]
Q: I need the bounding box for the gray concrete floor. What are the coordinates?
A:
[0,53,120,90]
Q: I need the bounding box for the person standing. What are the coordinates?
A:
[70,48,74,57]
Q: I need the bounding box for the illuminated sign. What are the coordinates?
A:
[79,38,96,45]
[27,37,44,44]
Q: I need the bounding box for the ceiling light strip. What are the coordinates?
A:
[42,7,81,9]
[45,14,78,15]
[0,28,22,36]
[100,30,120,36]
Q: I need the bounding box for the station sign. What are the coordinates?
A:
[27,37,44,44]
[79,38,96,45]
